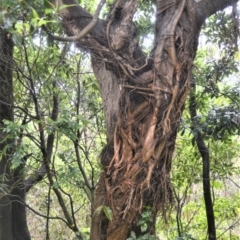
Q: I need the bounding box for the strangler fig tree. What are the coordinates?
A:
[50,0,239,239]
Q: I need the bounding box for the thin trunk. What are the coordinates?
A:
[11,170,31,240]
[0,30,14,240]
[189,84,216,240]
[0,30,31,240]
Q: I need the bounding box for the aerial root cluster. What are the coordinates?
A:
[100,1,194,238]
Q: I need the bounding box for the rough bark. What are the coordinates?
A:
[0,30,31,240]
[194,0,239,25]
[53,0,240,239]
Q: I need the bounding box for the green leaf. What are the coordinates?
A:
[103,206,113,221]
[58,4,77,11]
[45,8,54,14]
[52,181,60,189]
[38,19,55,26]
[130,231,136,239]
[11,33,22,47]
[94,206,113,221]
[140,224,147,233]
[31,8,39,19]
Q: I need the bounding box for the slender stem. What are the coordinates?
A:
[46,186,51,240]
[189,83,216,240]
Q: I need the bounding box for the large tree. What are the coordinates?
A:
[49,0,239,239]
[0,0,239,239]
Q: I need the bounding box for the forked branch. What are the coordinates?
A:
[44,0,106,42]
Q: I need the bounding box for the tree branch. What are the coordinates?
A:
[53,0,147,67]
[24,80,59,192]
[24,41,72,192]
[194,0,239,26]
[44,0,106,42]
[10,196,70,226]
[60,0,108,47]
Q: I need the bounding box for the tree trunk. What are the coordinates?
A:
[189,84,216,240]
[0,30,31,240]
[93,2,200,239]
[54,0,239,239]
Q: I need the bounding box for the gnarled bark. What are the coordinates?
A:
[54,0,239,239]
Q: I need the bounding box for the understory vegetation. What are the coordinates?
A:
[1,0,240,239]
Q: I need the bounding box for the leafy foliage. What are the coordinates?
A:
[1,1,240,239]
[127,207,157,240]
